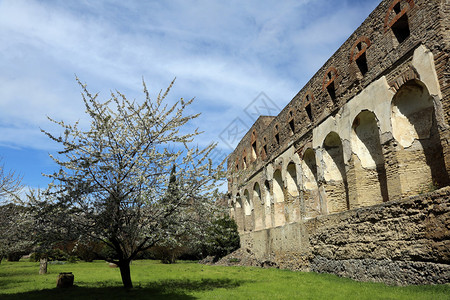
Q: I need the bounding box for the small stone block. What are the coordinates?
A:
[57,272,74,288]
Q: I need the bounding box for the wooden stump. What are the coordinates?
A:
[39,258,47,275]
[57,272,74,288]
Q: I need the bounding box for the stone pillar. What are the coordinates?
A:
[382,139,402,199]
[39,257,47,275]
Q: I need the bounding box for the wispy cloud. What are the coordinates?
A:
[0,0,380,186]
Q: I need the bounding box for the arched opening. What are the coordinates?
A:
[286,161,300,222]
[302,148,320,218]
[351,111,389,207]
[391,80,449,196]
[235,193,244,232]
[243,189,253,231]
[273,169,285,226]
[286,162,299,197]
[253,182,264,231]
[322,132,349,213]
[264,180,272,228]
[273,169,284,203]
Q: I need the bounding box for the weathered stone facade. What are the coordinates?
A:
[227,0,450,285]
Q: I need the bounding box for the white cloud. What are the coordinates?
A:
[0,0,380,175]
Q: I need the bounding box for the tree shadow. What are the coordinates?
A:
[0,278,27,289]
[0,278,242,300]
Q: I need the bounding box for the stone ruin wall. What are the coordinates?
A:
[226,0,450,285]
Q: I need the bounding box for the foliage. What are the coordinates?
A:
[30,249,70,262]
[204,215,240,261]
[1,260,449,299]
[67,256,78,264]
[40,78,225,288]
[72,240,105,262]
[148,244,185,264]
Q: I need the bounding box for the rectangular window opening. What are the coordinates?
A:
[289,119,295,134]
[391,14,410,43]
[305,104,313,122]
[263,144,267,158]
[275,133,280,145]
[251,142,257,160]
[356,52,368,75]
[327,82,337,102]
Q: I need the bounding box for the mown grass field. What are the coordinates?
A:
[0,260,449,299]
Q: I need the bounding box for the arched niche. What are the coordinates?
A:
[286,162,299,197]
[263,180,272,229]
[243,189,252,216]
[391,79,449,195]
[234,193,244,232]
[243,189,253,231]
[235,194,242,208]
[272,169,285,226]
[273,169,284,203]
[302,148,320,218]
[253,182,261,204]
[253,182,264,231]
[322,132,349,213]
[392,80,433,148]
[351,110,389,206]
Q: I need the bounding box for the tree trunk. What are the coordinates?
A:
[39,257,48,274]
[118,260,133,289]
[0,255,3,264]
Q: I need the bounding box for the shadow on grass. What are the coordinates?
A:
[0,278,242,300]
[0,276,27,289]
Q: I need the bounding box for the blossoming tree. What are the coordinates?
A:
[42,78,225,288]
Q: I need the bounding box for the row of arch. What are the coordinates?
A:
[231,79,449,232]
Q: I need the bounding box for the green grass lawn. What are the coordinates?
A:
[0,260,448,299]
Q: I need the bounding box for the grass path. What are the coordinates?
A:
[0,260,448,299]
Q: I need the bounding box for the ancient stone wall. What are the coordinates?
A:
[227,0,450,285]
[239,187,450,285]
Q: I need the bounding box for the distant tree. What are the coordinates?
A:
[148,164,223,263]
[0,162,25,263]
[204,215,240,261]
[41,78,224,288]
[25,190,78,273]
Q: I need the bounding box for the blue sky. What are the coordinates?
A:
[0,0,380,191]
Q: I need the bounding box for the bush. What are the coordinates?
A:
[67,256,78,264]
[99,244,119,262]
[7,252,25,262]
